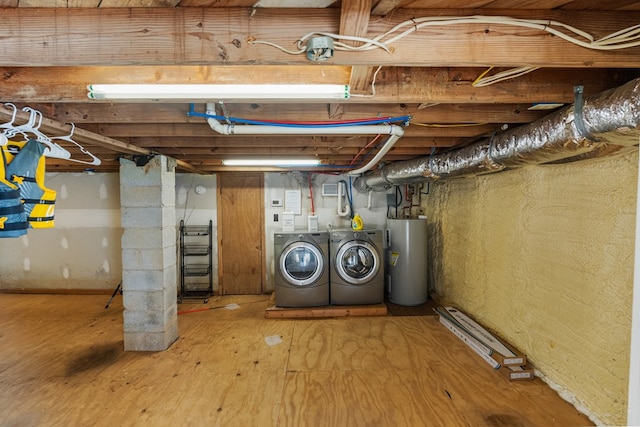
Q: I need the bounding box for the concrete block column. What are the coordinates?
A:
[119,155,178,351]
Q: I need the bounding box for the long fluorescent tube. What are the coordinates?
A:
[87,84,350,100]
[222,159,320,166]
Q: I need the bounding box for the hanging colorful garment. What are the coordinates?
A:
[5,139,56,229]
[0,147,28,238]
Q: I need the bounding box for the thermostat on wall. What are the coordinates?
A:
[271,199,283,207]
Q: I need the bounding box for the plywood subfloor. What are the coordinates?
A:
[0,294,593,426]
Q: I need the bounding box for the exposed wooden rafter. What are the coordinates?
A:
[0,104,201,174]
[1,4,639,173]
[0,8,639,67]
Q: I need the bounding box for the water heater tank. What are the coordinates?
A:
[386,218,428,306]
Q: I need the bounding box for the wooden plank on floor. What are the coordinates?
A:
[265,304,387,319]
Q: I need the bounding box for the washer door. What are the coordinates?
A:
[335,240,380,285]
[280,242,324,287]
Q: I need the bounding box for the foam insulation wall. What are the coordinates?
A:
[423,150,637,426]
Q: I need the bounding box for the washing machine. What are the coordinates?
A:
[274,231,330,307]
[330,229,384,305]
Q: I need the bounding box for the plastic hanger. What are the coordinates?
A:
[1,104,36,142]
[0,103,19,146]
[11,107,72,159]
[51,123,102,166]
[1,105,100,165]
[20,108,72,160]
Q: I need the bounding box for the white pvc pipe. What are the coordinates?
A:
[206,103,397,136]
[205,103,405,175]
[337,181,351,217]
[346,130,403,176]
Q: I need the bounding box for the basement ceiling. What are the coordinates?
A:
[1,1,639,174]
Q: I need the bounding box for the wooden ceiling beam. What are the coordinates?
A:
[3,67,634,104]
[340,0,375,95]
[0,103,202,174]
[129,135,465,148]
[0,65,351,102]
[69,104,548,138]
[154,146,443,156]
[28,102,544,126]
[1,8,640,67]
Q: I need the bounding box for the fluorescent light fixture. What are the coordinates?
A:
[222,159,321,167]
[528,103,564,111]
[87,84,350,100]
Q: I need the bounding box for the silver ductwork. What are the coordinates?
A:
[354,78,640,192]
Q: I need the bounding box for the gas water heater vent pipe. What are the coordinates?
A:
[205,103,405,175]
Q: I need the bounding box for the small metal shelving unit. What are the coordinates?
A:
[179,219,213,303]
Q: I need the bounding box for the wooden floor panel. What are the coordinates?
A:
[0,294,593,426]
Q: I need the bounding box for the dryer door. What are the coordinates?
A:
[280,242,324,287]
[335,240,380,285]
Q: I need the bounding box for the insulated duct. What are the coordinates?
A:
[354,78,640,192]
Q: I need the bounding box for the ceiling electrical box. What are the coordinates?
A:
[322,182,340,197]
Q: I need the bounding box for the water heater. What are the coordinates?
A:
[386,218,429,306]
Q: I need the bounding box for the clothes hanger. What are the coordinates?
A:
[51,123,102,166]
[0,103,19,146]
[11,107,72,160]
[2,106,100,165]
[1,104,36,142]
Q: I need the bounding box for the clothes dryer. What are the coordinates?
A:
[274,231,330,307]
[329,229,384,305]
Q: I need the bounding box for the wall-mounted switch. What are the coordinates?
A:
[274,214,279,222]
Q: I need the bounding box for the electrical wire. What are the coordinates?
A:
[248,16,640,86]
[257,16,640,53]
[472,66,541,87]
[350,134,383,165]
[350,65,384,99]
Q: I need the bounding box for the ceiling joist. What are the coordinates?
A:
[1,8,640,67]
[1,66,635,104]
[0,103,201,174]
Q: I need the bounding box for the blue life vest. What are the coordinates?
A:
[5,139,56,228]
[0,147,28,238]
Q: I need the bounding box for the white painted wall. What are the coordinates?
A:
[0,172,122,290]
[0,170,391,293]
[0,172,216,291]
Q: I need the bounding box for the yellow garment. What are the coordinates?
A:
[0,146,28,238]
[4,140,56,229]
